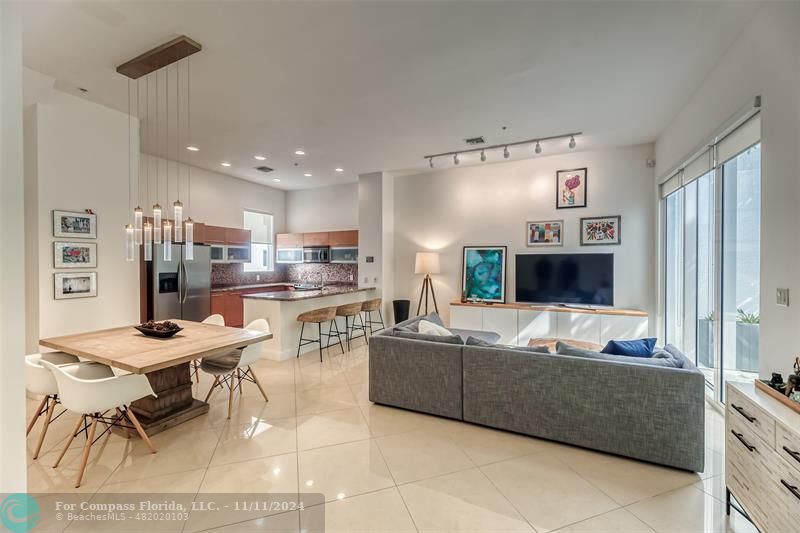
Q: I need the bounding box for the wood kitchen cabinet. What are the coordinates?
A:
[204,225,227,244]
[210,293,225,317]
[303,232,330,247]
[191,222,206,244]
[223,292,244,328]
[276,233,304,249]
[225,228,251,246]
[329,230,358,247]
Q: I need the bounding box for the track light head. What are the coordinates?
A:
[480,150,486,162]
[429,157,434,168]
[534,141,542,154]
[453,153,460,165]
[503,146,510,159]
[569,136,576,149]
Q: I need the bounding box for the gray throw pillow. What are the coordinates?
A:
[392,312,444,333]
[556,342,679,368]
[393,330,463,345]
[663,344,689,369]
[465,336,550,353]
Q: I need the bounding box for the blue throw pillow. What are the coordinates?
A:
[601,338,657,358]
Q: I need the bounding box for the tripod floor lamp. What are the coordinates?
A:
[415,252,440,315]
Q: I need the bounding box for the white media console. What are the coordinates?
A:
[449,301,649,346]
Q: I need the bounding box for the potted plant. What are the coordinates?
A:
[736,308,760,373]
[697,313,713,367]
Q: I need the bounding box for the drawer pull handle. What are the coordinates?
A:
[731,403,756,423]
[783,446,800,464]
[731,430,756,452]
[781,479,800,501]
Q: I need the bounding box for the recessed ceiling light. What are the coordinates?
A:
[186,146,199,152]
[295,150,306,156]
[335,168,344,172]
[221,162,231,167]
[272,178,281,182]
[254,155,266,161]
[303,173,312,177]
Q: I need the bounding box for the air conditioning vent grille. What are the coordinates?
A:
[255,166,274,173]
[465,136,485,145]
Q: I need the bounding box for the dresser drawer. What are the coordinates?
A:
[728,385,776,448]
[777,422,800,474]
[773,454,800,526]
[726,416,777,531]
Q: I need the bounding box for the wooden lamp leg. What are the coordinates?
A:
[416,277,427,316]
[428,276,439,313]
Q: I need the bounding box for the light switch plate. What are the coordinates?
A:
[777,288,790,307]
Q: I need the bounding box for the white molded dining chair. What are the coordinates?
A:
[40,360,158,488]
[201,318,270,419]
[192,314,226,383]
[25,352,80,459]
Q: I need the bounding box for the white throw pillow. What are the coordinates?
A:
[418,320,453,337]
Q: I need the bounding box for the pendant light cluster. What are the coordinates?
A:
[120,37,201,263]
[424,131,582,169]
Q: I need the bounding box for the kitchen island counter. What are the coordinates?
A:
[243,284,372,302]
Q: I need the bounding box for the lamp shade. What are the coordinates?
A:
[414,252,441,274]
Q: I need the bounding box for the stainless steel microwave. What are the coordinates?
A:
[303,246,330,263]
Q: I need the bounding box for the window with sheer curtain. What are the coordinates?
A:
[243,210,274,272]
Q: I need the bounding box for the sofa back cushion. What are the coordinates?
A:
[556,342,682,368]
[465,336,550,353]
[419,320,455,337]
[393,330,464,345]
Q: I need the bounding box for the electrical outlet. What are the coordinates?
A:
[256,274,261,281]
[777,288,790,307]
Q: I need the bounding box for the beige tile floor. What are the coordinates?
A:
[25,340,757,533]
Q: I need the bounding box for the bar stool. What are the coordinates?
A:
[297,307,344,362]
[361,298,385,337]
[336,302,368,351]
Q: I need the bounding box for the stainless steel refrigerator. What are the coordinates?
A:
[147,244,211,322]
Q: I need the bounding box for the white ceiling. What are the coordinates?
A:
[17,1,759,190]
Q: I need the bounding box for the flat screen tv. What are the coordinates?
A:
[515,253,613,306]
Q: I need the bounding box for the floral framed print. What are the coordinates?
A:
[580,215,621,245]
[556,168,587,209]
[54,241,97,268]
[462,246,507,303]
[53,210,96,239]
[526,220,563,247]
[54,272,97,300]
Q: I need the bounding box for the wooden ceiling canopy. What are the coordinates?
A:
[116,35,201,79]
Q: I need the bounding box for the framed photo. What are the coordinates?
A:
[526,220,563,247]
[580,216,621,245]
[462,246,507,303]
[53,210,96,239]
[556,168,587,209]
[54,241,97,268]
[54,272,97,300]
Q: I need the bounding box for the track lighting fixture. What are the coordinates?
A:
[429,157,434,168]
[503,146,510,159]
[480,150,486,162]
[535,142,542,154]
[454,153,460,165]
[422,131,581,167]
[569,136,576,149]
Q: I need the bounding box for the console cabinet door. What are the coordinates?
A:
[450,306,482,331]
[482,308,518,345]
[556,312,601,344]
[600,315,648,345]
[518,310,557,346]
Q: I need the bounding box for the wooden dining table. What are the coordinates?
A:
[39,319,272,436]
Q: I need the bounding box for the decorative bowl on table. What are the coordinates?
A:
[135,320,183,338]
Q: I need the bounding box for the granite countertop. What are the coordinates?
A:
[242,285,375,302]
[211,282,293,293]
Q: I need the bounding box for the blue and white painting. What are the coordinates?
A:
[462,246,507,303]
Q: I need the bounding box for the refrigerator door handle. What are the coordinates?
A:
[181,261,189,304]
[177,260,183,305]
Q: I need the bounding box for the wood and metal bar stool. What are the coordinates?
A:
[297,306,344,362]
[336,302,369,350]
[361,298,386,337]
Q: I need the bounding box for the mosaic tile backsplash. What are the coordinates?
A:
[211,262,357,287]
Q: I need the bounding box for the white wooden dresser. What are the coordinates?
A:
[726,381,800,531]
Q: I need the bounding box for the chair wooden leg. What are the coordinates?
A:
[204,376,220,403]
[32,396,56,460]
[27,396,49,436]
[227,374,235,419]
[249,366,269,402]
[125,407,156,454]
[74,415,98,488]
[237,368,243,394]
[54,415,85,468]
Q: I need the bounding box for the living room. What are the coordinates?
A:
[2,2,800,532]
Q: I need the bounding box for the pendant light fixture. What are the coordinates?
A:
[184,57,194,260]
[143,76,153,262]
[126,79,136,261]
[153,72,162,245]
[173,62,183,243]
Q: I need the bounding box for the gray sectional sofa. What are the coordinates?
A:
[368,314,706,472]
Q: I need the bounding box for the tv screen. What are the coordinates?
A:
[515,253,613,306]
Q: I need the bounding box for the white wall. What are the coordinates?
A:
[392,144,656,326]
[654,3,800,378]
[286,182,357,233]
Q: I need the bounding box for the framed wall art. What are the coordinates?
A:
[526,220,563,247]
[580,215,621,245]
[556,168,587,209]
[53,210,96,239]
[54,272,97,300]
[54,241,97,268]
[461,246,507,303]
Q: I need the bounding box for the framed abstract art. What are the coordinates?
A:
[526,220,563,247]
[461,246,507,303]
[53,210,97,239]
[556,168,587,209]
[580,216,621,245]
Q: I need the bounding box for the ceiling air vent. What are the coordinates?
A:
[464,136,485,145]
[255,166,274,173]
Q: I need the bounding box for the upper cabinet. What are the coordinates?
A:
[225,228,251,246]
[276,233,304,249]
[204,225,227,244]
[303,232,330,247]
[329,230,358,247]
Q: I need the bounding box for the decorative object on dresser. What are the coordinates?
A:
[526,220,563,247]
[726,381,800,532]
[580,215,621,245]
[54,272,97,300]
[556,168,587,209]
[53,209,96,239]
[54,241,97,268]
[462,246,507,304]
[414,252,441,315]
